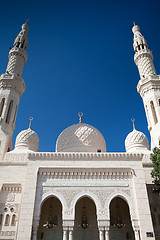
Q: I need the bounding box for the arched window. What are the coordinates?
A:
[13,105,18,123]
[150,101,158,124]
[0,98,5,117]
[5,100,13,124]
[4,214,10,226]
[0,214,3,225]
[145,105,151,126]
[11,214,16,226]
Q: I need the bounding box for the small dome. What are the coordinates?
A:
[56,123,106,152]
[125,129,150,153]
[132,24,140,34]
[15,128,39,152]
[22,21,29,31]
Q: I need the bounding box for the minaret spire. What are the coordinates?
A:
[132,23,160,149]
[132,24,156,79]
[0,22,29,159]
[6,21,29,78]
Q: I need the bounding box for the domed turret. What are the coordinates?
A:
[14,118,39,152]
[56,121,106,152]
[125,119,150,153]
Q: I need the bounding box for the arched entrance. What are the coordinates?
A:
[37,197,63,240]
[109,197,135,240]
[73,197,99,240]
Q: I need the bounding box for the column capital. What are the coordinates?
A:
[63,220,74,227]
[98,226,105,231]
[132,219,140,230]
[63,226,68,231]
[98,219,110,228]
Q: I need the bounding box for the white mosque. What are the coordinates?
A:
[0,21,160,240]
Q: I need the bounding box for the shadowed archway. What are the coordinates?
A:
[109,197,135,240]
[37,197,63,240]
[73,196,99,240]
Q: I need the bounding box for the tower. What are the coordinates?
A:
[132,23,160,149]
[0,21,29,159]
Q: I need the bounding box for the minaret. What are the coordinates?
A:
[0,21,29,159]
[132,23,160,149]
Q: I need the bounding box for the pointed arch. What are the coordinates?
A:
[70,191,101,219]
[6,100,13,124]
[4,214,10,226]
[41,192,67,211]
[105,191,137,221]
[11,214,16,226]
[0,98,5,117]
[13,105,18,123]
[150,101,158,124]
[38,192,67,221]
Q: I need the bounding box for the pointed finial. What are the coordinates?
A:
[132,21,136,26]
[26,19,29,24]
[29,117,33,129]
[78,112,83,123]
[131,118,136,130]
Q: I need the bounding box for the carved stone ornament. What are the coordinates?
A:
[0,231,15,236]
[7,193,15,202]
[2,183,21,192]
[63,220,74,227]
[39,167,133,180]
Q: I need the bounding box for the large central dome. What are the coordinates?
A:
[56,123,106,152]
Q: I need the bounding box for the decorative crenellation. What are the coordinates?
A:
[1,153,28,165]
[29,152,143,160]
[2,184,21,192]
[38,168,133,180]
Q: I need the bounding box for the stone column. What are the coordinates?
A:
[69,227,73,240]
[132,220,140,240]
[134,230,140,240]
[63,221,74,240]
[105,227,109,240]
[99,227,104,240]
[63,227,68,240]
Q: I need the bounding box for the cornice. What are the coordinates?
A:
[137,77,160,97]
[28,152,143,161]
[1,183,21,192]
[0,152,28,166]
[0,74,25,97]
[38,167,133,180]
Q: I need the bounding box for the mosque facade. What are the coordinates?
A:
[0,22,160,240]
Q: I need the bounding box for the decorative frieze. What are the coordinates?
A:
[29,152,143,161]
[2,184,21,192]
[39,168,133,180]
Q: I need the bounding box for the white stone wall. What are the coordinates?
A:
[0,151,156,240]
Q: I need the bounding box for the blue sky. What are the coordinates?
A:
[0,0,160,152]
